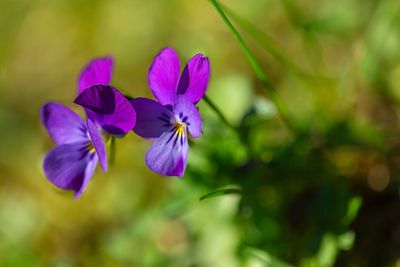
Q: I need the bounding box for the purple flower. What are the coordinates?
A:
[131,47,210,177]
[41,103,107,199]
[75,57,136,136]
[41,57,136,198]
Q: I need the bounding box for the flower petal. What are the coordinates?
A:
[40,102,88,145]
[43,142,98,199]
[177,54,210,103]
[78,56,114,94]
[74,154,98,199]
[87,119,107,172]
[130,97,174,140]
[174,95,202,138]
[74,85,136,135]
[148,47,180,105]
[145,127,189,177]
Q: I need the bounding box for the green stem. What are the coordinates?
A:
[109,136,116,165]
[203,95,236,131]
[220,3,307,77]
[209,0,297,133]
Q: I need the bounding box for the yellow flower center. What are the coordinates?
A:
[175,122,186,137]
[88,142,96,153]
[87,131,110,154]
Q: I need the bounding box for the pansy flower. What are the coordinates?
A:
[131,47,210,176]
[75,57,136,136]
[41,57,136,198]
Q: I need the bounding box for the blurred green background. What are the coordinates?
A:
[1,0,400,266]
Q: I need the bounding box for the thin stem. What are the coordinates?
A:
[109,136,116,165]
[209,0,297,133]
[220,3,311,78]
[203,95,236,131]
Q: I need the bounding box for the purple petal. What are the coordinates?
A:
[148,47,180,105]
[74,85,136,135]
[78,56,114,94]
[177,54,210,103]
[174,95,202,138]
[74,154,98,199]
[145,127,189,177]
[40,102,88,145]
[87,119,107,172]
[130,97,174,140]
[43,142,98,199]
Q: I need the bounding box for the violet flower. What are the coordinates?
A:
[131,47,210,177]
[41,57,135,198]
[74,57,136,136]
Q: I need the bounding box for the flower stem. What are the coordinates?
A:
[220,3,308,77]
[109,136,116,165]
[203,95,236,132]
[209,0,297,133]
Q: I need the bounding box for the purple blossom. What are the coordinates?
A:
[131,47,210,177]
[41,103,107,199]
[41,57,136,198]
[75,57,136,136]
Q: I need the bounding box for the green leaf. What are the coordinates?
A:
[199,188,242,201]
[344,196,362,225]
[243,247,294,267]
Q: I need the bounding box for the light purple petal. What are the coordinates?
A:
[74,154,98,199]
[177,54,210,103]
[78,56,114,94]
[145,127,189,177]
[87,119,107,172]
[148,47,180,105]
[43,142,98,199]
[130,97,174,140]
[74,85,136,135]
[40,102,88,145]
[174,95,202,138]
